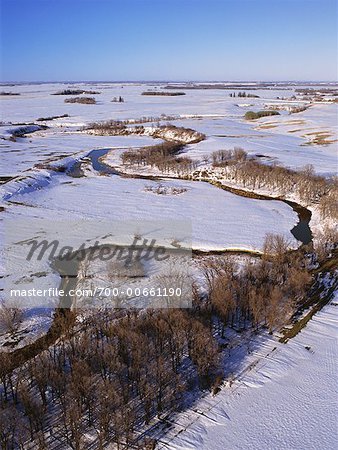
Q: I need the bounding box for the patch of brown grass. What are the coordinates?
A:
[302,131,337,145]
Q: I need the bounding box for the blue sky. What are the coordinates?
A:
[0,0,337,81]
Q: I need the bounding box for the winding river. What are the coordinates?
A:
[68,148,312,246]
[1,141,313,367]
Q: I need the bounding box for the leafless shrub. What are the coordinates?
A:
[86,119,127,132]
[111,96,124,102]
[289,105,308,114]
[212,147,247,166]
[314,225,338,263]
[0,306,24,334]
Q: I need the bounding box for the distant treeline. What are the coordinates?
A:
[53,89,100,95]
[142,91,186,96]
[230,91,259,98]
[0,91,20,96]
[296,88,338,96]
[165,83,289,90]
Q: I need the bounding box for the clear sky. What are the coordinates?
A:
[0,0,337,82]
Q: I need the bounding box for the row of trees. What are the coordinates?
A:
[53,89,100,95]
[121,141,198,175]
[87,119,127,132]
[208,149,338,221]
[229,92,259,98]
[141,91,185,96]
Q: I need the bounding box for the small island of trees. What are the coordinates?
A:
[244,110,280,120]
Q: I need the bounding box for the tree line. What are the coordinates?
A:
[208,148,338,222]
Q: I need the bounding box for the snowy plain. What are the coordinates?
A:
[0,82,337,447]
[1,82,337,177]
[159,300,338,450]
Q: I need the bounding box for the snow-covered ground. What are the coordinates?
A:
[3,173,299,252]
[0,171,298,309]
[0,81,336,355]
[1,82,337,177]
[159,300,338,450]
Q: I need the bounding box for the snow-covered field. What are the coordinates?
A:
[160,300,338,450]
[4,174,299,251]
[0,81,336,322]
[0,171,298,310]
[0,82,337,443]
[1,82,337,177]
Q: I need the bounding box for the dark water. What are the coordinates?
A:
[284,199,312,245]
[67,148,118,177]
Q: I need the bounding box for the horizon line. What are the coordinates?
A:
[1,79,338,85]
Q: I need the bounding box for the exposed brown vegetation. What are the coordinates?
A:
[302,131,337,146]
